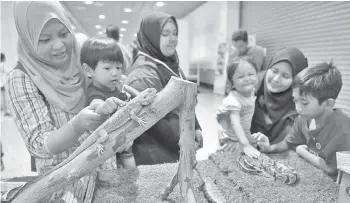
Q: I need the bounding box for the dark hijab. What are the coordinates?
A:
[252,47,308,140]
[136,12,180,74]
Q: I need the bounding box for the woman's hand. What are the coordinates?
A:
[71,105,107,134]
[243,144,260,158]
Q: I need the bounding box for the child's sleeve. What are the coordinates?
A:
[216,94,242,121]
[283,115,307,149]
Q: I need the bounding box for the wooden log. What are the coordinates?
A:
[159,78,198,203]
[12,77,194,203]
[178,81,198,203]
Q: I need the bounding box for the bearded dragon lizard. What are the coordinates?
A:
[40,88,157,181]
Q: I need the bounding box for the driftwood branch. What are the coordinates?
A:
[178,80,197,202]
[12,77,198,203]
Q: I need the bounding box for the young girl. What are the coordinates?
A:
[217,56,260,158]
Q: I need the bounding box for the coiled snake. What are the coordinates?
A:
[237,153,298,185]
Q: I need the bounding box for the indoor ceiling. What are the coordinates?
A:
[61,1,206,45]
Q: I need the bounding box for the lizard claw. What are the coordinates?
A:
[96,145,104,157]
[137,116,147,127]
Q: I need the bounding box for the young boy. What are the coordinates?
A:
[80,36,136,169]
[253,61,350,177]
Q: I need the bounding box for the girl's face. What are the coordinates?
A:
[160,20,178,57]
[231,61,258,96]
[265,61,293,93]
[37,19,73,68]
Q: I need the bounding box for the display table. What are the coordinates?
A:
[2,151,339,203]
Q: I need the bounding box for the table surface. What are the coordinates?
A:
[3,150,340,203]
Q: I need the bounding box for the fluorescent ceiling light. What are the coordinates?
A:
[94,2,104,7]
[120,34,124,37]
[121,20,128,24]
[84,1,93,5]
[124,8,132,12]
[120,28,126,32]
[134,33,137,37]
[156,2,164,7]
[76,6,86,10]
[95,25,101,29]
[99,15,106,20]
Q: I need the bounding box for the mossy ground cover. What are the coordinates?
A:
[209,150,339,203]
[7,151,339,202]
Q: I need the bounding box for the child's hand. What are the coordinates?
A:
[296,145,308,155]
[94,97,126,115]
[243,145,260,158]
[252,132,271,152]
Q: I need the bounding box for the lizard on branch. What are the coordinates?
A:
[38,88,157,182]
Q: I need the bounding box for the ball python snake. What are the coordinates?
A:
[237,153,298,185]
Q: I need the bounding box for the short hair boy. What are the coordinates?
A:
[254,61,350,177]
[81,36,127,106]
[80,36,135,169]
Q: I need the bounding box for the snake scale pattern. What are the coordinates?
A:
[237,153,298,185]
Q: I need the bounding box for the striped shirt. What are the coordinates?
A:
[8,69,117,174]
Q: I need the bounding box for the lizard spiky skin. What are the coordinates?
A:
[39,88,157,182]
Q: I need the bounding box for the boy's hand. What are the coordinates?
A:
[296,145,308,155]
[243,144,260,158]
[252,132,271,153]
[93,97,126,115]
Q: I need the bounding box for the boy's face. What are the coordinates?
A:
[293,88,325,120]
[91,61,123,90]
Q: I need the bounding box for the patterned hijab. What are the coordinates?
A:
[136,11,180,73]
[254,47,308,128]
[14,1,86,113]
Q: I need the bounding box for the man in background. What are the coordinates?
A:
[105,24,133,74]
[225,30,266,95]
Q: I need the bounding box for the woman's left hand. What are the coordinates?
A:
[195,129,203,150]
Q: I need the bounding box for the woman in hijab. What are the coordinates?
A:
[251,47,308,144]
[8,2,123,201]
[124,12,203,165]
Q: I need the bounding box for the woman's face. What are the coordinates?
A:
[37,19,73,67]
[160,21,178,57]
[265,61,293,93]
